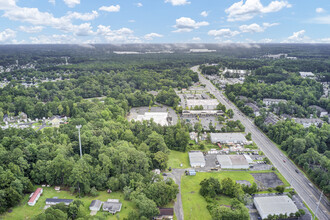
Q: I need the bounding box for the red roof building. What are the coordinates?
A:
[28,188,43,206]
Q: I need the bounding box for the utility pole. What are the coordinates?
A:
[76,125,82,159]
[313,190,323,220]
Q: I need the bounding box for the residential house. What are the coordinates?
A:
[245,103,260,116]
[294,118,323,128]
[45,198,73,206]
[89,200,102,211]
[28,188,43,206]
[263,98,287,107]
[102,199,122,214]
[154,208,174,220]
[309,105,328,117]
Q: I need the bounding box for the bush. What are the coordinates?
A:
[275,185,285,193]
[90,187,99,197]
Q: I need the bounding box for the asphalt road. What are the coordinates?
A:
[191,66,330,220]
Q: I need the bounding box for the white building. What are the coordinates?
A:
[254,196,298,219]
[263,98,287,106]
[28,188,43,206]
[189,151,205,168]
[299,72,315,78]
[216,155,249,169]
[210,133,247,145]
[186,99,219,110]
[136,112,169,126]
[89,200,102,211]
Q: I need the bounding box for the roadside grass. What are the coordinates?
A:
[1,187,136,220]
[181,171,255,220]
[303,201,318,220]
[168,150,190,169]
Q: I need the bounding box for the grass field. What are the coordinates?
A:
[181,171,255,220]
[168,150,190,169]
[1,187,136,220]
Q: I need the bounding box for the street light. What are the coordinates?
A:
[76,125,82,159]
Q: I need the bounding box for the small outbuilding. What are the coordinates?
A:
[45,198,73,206]
[28,188,43,206]
[89,200,102,211]
[254,196,299,219]
[188,151,205,168]
[154,208,174,220]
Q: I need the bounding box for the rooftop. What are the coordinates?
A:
[136,112,169,126]
[263,98,287,103]
[186,99,219,106]
[45,198,73,204]
[245,103,260,112]
[158,208,174,216]
[309,105,327,113]
[188,151,205,164]
[294,118,323,124]
[28,188,42,203]
[89,200,102,209]
[210,133,247,143]
[217,155,249,166]
[254,196,298,219]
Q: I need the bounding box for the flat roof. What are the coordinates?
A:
[186,99,219,106]
[136,112,168,126]
[216,155,232,167]
[254,196,298,219]
[210,133,247,143]
[217,155,249,166]
[189,151,205,164]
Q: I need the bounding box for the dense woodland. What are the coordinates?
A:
[224,61,330,195]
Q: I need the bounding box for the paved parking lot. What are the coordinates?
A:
[251,172,284,189]
[182,116,223,131]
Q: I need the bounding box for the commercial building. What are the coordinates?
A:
[210,133,247,144]
[299,71,315,78]
[216,155,249,169]
[45,198,73,206]
[263,98,287,106]
[182,110,224,117]
[294,118,323,128]
[102,199,122,214]
[136,112,170,126]
[28,188,43,206]
[189,151,205,168]
[186,99,219,110]
[254,196,299,219]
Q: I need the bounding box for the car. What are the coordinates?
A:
[295,169,299,173]
[283,160,286,163]
[162,173,167,176]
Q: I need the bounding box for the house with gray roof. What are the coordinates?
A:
[89,200,102,211]
[45,198,73,206]
[245,103,260,116]
[102,199,122,214]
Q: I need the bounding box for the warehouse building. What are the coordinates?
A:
[254,196,299,219]
[216,155,249,169]
[210,133,247,144]
[136,112,170,126]
[182,110,224,117]
[186,99,219,110]
[189,151,205,168]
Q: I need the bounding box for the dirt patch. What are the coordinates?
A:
[251,172,283,190]
[190,191,195,194]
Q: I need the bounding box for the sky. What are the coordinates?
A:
[0,0,329,44]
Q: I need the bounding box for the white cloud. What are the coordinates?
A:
[73,23,94,36]
[165,0,190,6]
[144,33,163,40]
[0,28,16,42]
[63,0,80,8]
[316,8,325,13]
[30,34,77,44]
[136,3,143,7]
[260,38,273,43]
[19,26,44,33]
[173,17,209,32]
[128,20,135,23]
[318,38,330,43]
[99,5,120,12]
[96,25,141,43]
[283,30,310,43]
[49,0,55,5]
[65,11,98,21]
[208,28,240,38]
[310,15,330,24]
[192,37,201,41]
[200,11,208,17]
[0,0,16,10]
[225,0,291,21]
[239,22,279,33]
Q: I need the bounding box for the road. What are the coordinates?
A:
[191,66,330,220]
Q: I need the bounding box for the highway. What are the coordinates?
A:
[191,66,330,220]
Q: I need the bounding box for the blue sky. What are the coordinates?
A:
[0,0,329,44]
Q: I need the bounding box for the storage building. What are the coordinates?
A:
[186,99,219,110]
[189,151,205,168]
[216,155,249,169]
[28,188,43,206]
[210,133,247,144]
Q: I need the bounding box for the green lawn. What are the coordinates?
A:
[168,150,190,169]
[1,187,136,220]
[181,171,255,220]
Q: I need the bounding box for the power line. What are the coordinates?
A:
[76,125,82,159]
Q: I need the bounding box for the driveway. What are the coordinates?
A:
[165,169,185,220]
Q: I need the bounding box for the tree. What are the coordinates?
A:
[132,194,159,219]
[227,109,234,118]
[275,185,285,194]
[200,177,221,198]
[145,179,179,206]
[153,151,168,170]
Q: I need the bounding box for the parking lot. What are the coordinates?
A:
[251,172,284,190]
[182,116,223,131]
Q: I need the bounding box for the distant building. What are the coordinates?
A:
[243,154,253,164]
[245,103,260,116]
[309,105,328,117]
[210,133,248,145]
[294,118,323,128]
[186,99,219,110]
[299,71,315,78]
[154,208,174,220]
[254,196,298,219]
[189,49,216,53]
[136,112,170,126]
[216,155,249,169]
[102,199,122,214]
[182,110,224,117]
[264,113,280,125]
[28,188,43,206]
[46,198,73,206]
[263,98,287,106]
[89,200,102,211]
[189,151,205,168]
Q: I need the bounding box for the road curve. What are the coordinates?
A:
[191,65,330,220]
